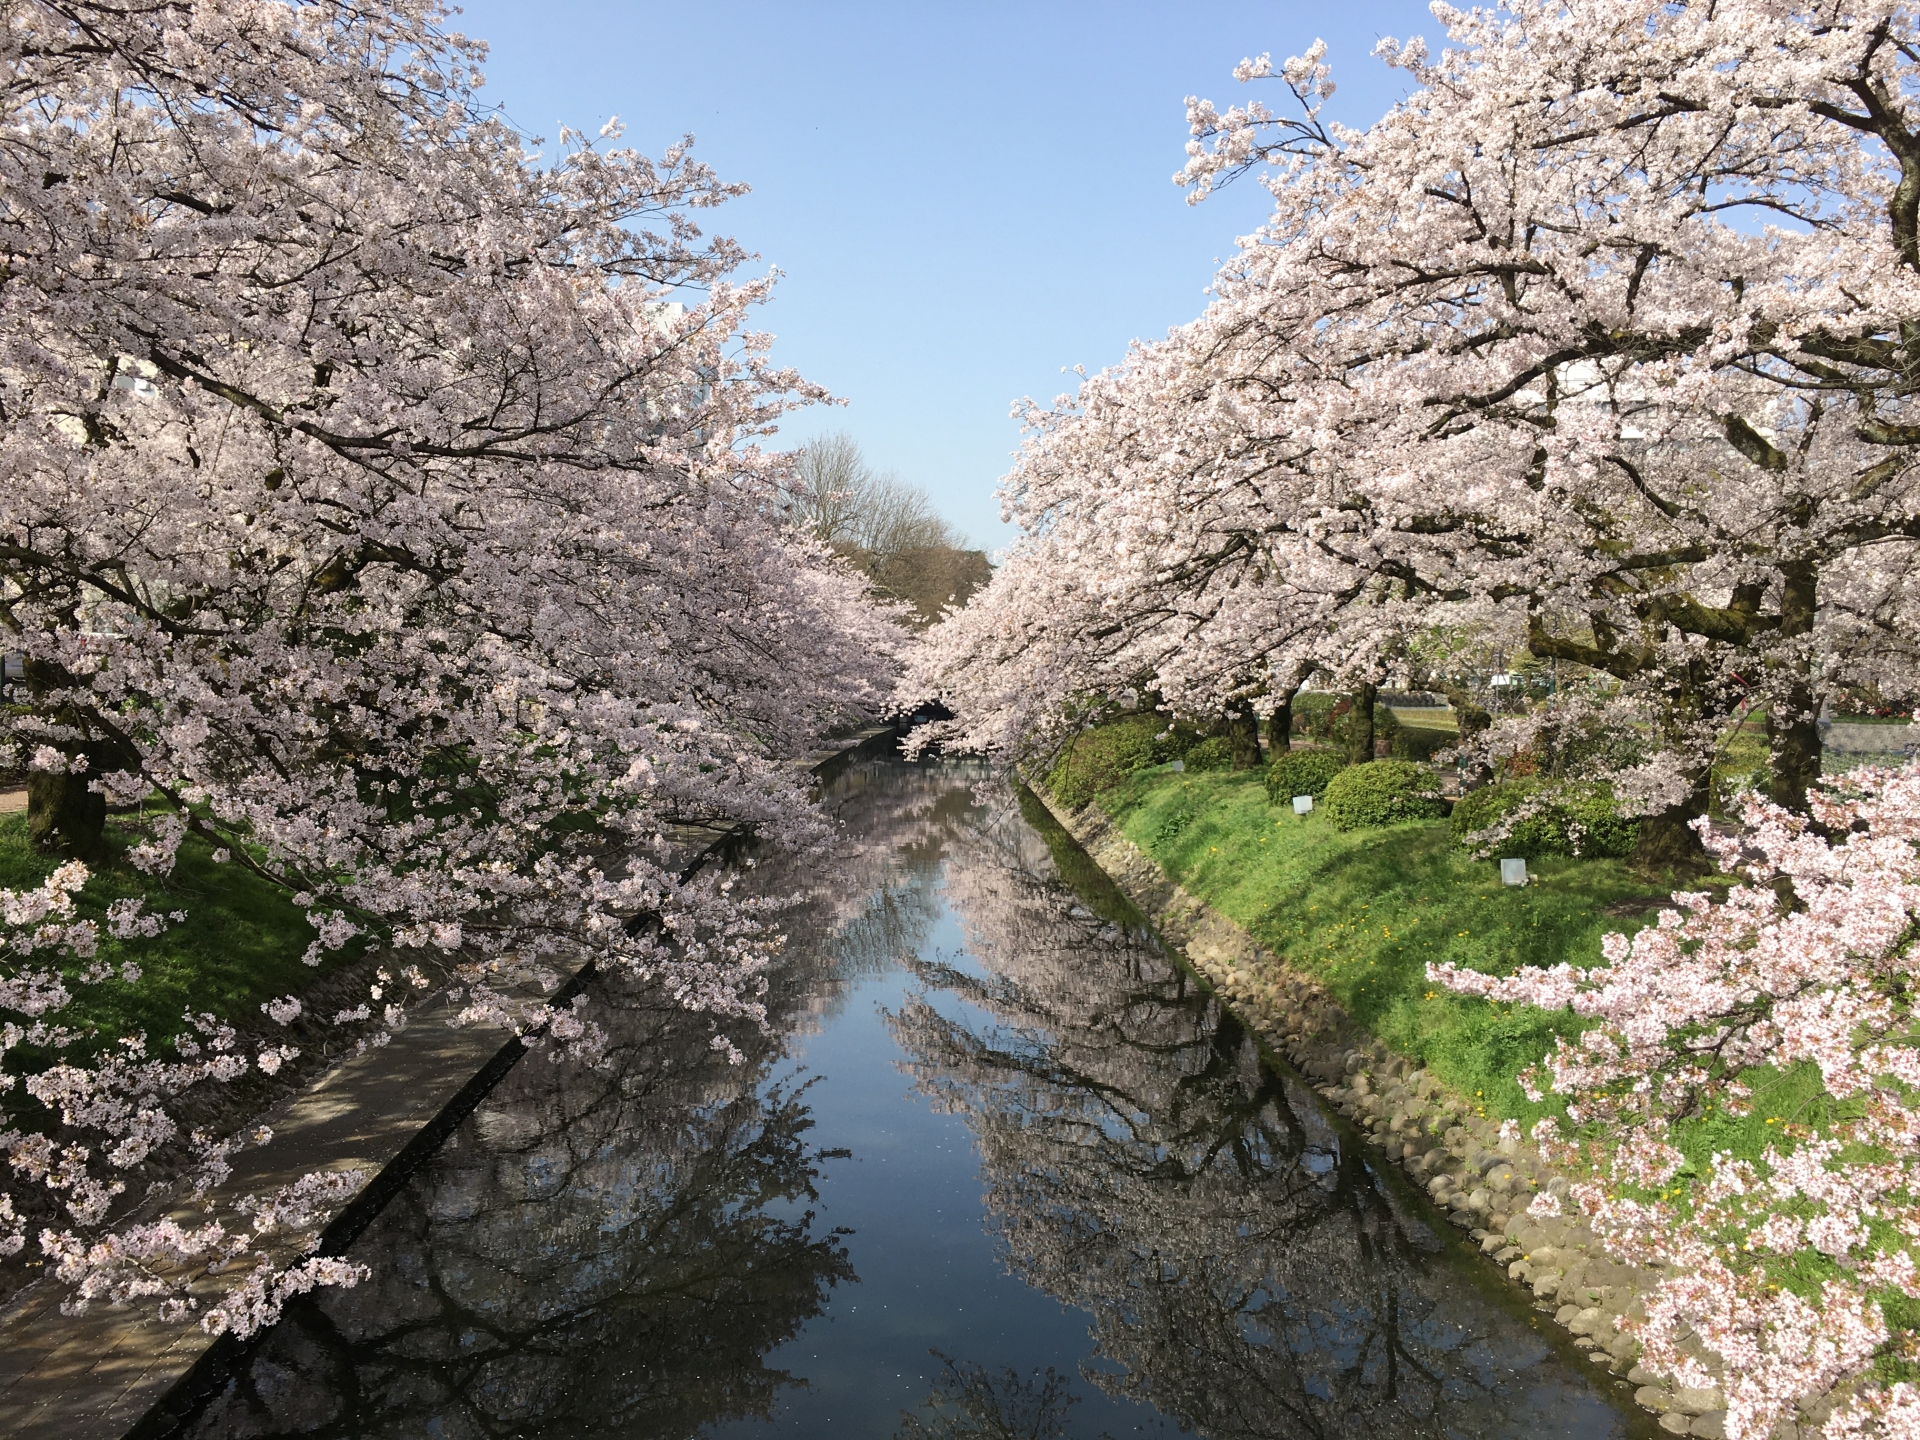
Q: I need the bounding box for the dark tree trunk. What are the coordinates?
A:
[1265,695,1293,755]
[21,655,118,862]
[1632,771,1712,873]
[28,768,107,862]
[1766,558,1822,813]
[1632,656,1725,874]
[1226,705,1261,770]
[1346,683,1377,766]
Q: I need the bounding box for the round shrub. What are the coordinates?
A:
[1045,715,1160,809]
[1044,714,1206,808]
[1320,760,1446,831]
[1449,779,1560,855]
[1449,778,1637,858]
[1183,736,1233,772]
[1264,750,1346,804]
[1560,785,1638,858]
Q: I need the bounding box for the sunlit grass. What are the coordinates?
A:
[1104,767,1694,1125]
[0,813,348,1053]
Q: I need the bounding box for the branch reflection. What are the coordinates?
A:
[174,761,983,1439]
[890,787,1627,1440]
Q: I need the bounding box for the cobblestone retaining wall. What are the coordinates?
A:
[1031,786,1838,1440]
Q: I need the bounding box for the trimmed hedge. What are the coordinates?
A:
[1184,736,1233,772]
[1449,778,1638,859]
[1264,750,1346,804]
[1046,714,1199,809]
[1321,760,1447,831]
[1392,723,1455,763]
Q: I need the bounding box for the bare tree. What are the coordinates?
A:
[790,432,873,553]
[790,433,991,625]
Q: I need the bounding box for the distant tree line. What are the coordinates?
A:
[790,433,992,627]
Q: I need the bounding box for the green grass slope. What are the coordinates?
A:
[1100,765,1832,1196]
[1103,767,1683,1125]
[0,814,344,1051]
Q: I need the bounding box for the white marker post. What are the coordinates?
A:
[1292,795,1313,816]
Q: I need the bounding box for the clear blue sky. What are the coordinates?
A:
[453,1,1441,549]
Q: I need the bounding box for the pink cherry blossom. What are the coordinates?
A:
[1,0,902,1336]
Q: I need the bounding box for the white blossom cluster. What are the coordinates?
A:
[909,0,1920,838]
[905,3,1920,1432]
[1432,759,1920,1439]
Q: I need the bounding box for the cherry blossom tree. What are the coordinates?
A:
[0,0,903,1330]
[1431,758,1920,1440]
[0,0,907,1003]
[915,0,1920,861]
[0,860,378,1334]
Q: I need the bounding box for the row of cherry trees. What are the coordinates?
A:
[910,4,1920,1435]
[0,2,902,1332]
[912,0,1920,857]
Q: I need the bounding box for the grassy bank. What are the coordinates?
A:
[1107,768,1867,1324]
[0,814,345,1051]
[1050,760,1883,1368]
[1095,764,1821,1193]
[1102,766,1664,1123]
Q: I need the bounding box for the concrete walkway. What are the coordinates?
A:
[0,727,895,1440]
[0,995,530,1440]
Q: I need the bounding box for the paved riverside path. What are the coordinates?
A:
[0,727,895,1440]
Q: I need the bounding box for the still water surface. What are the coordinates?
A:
[174,757,1640,1439]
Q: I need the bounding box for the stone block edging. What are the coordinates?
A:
[1029,785,1783,1440]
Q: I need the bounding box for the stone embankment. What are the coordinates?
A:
[1033,786,1831,1440]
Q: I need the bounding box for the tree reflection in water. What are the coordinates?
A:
[889,788,1628,1440]
[163,761,1630,1440]
[172,761,977,1440]
[177,989,850,1439]
[895,1354,1096,1440]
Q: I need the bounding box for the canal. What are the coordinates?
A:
[162,756,1642,1439]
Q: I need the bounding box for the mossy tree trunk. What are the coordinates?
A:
[21,656,121,862]
[1766,557,1823,814]
[1525,617,1734,873]
[1632,769,1713,872]
[1438,683,1493,789]
[1265,696,1293,755]
[1440,684,1491,741]
[1631,662,1721,873]
[28,769,108,862]
[1226,704,1261,770]
[1345,683,1377,766]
